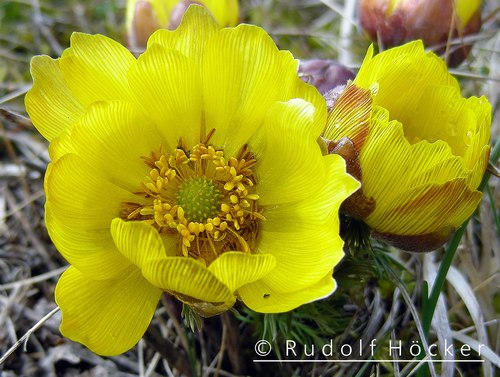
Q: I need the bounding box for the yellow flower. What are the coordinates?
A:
[359,0,482,66]
[25,6,359,355]
[324,41,491,252]
[126,0,239,49]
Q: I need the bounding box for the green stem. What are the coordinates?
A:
[486,185,500,235]
[422,222,466,334]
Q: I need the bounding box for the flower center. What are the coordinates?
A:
[176,177,221,223]
[121,131,265,265]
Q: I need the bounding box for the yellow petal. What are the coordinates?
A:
[59,33,136,107]
[110,219,234,305]
[324,83,373,150]
[110,219,176,266]
[25,55,84,141]
[46,209,130,280]
[462,95,492,186]
[45,154,137,228]
[456,0,481,29]
[148,5,323,155]
[263,153,359,230]
[45,154,135,279]
[402,85,476,157]
[150,0,176,25]
[228,153,355,297]
[144,257,235,306]
[127,44,202,149]
[56,266,161,356]
[68,101,163,192]
[48,126,75,162]
[201,26,325,155]
[359,107,474,205]
[199,0,239,26]
[147,5,221,68]
[254,99,327,206]
[465,144,490,190]
[238,271,336,313]
[258,226,344,293]
[366,178,482,236]
[355,42,460,123]
[208,252,276,293]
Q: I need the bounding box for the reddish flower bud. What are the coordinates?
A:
[359,0,482,66]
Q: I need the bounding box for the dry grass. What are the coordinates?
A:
[0,0,499,376]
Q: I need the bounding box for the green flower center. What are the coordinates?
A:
[176,177,221,223]
[121,130,265,265]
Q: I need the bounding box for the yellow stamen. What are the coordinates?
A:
[121,137,264,265]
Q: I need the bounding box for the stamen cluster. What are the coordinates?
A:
[122,137,264,265]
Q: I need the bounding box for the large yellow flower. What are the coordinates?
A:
[25,6,358,355]
[324,41,490,252]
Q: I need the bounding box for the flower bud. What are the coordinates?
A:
[127,0,239,50]
[298,59,355,94]
[323,41,491,252]
[359,0,482,66]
